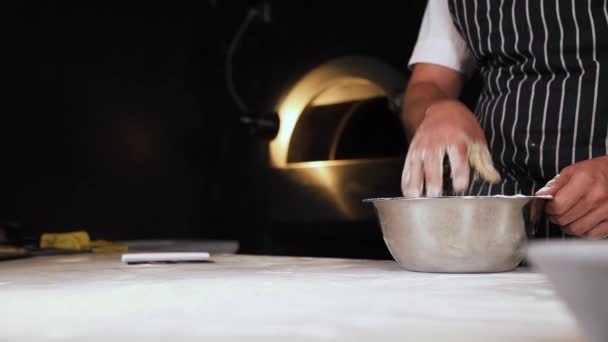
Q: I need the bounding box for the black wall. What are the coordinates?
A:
[1,4,206,240]
[0,2,436,251]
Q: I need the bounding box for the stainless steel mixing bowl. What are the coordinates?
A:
[364,195,552,273]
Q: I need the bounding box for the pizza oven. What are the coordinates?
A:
[267,55,409,222]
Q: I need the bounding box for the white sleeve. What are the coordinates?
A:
[408,0,477,77]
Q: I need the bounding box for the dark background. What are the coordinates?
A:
[0,1,478,258]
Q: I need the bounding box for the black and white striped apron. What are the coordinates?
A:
[447,0,608,238]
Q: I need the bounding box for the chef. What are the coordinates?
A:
[401,0,608,239]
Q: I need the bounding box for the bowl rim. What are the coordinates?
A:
[363,195,553,203]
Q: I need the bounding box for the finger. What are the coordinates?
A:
[447,143,470,192]
[402,149,424,197]
[478,146,501,183]
[423,146,445,197]
[401,155,411,196]
[584,221,608,240]
[564,204,608,237]
[545,174,591,216]
[468,143,501,184]
[548,194,593,226]
[535,173,566,196]
[561,225,575,236]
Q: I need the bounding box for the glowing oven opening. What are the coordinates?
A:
[270,56,408,168]
[287,86,406,163]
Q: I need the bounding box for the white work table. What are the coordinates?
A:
[0,253,585,341]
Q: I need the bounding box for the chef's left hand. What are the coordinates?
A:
[536,156,608,239]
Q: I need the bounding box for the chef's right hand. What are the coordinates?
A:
[401,99,501,197]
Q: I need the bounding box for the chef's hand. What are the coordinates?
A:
[401,99,501,197]
[536,156,608,239]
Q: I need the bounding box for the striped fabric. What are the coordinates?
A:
[446,0,608,238]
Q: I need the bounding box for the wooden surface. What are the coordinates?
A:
[0,253,586,341]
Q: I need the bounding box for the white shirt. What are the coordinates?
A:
[408,0,477,77]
